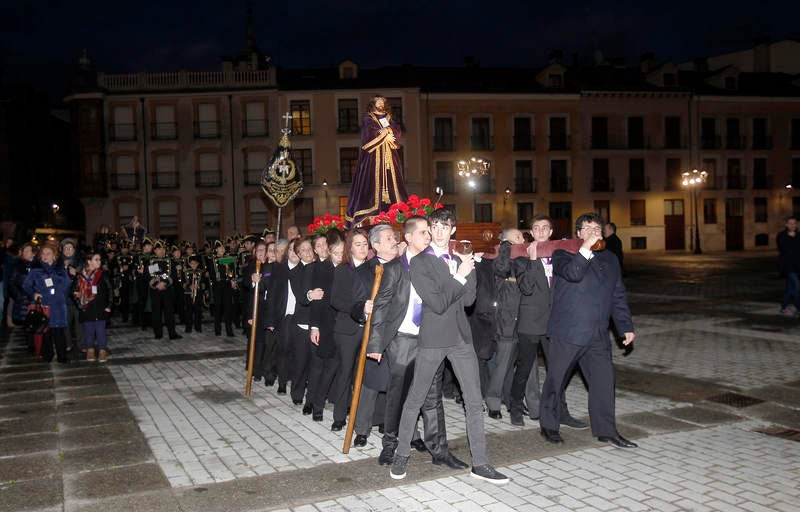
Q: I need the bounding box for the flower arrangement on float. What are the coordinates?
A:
[307,214,344,235]
[371,195,443,225]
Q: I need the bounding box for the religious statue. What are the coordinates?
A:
[344,96,408,228]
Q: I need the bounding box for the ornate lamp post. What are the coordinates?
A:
[682,169,708,254]
[457,157,490,221]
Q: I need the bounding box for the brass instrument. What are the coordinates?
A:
[225,262,233,279]
[190,271,199,304]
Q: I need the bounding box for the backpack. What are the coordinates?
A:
[24,302,50,334]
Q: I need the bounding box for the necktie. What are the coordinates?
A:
[412,298,422,326]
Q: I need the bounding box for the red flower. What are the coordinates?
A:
[388,210,398,223]
[397,202,410,213]
[420,198,431,206]
[415,208,427,216]
[408,195,420,208]
[434,203,443,209]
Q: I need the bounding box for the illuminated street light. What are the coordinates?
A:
[682,169,708,254]
[457,157,490,178]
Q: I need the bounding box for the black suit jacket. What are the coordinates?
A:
[367,257,411,355]
[547,249,634,346]
[310,259,337,359]
[288,261,314,326]
[514,257,553,336]
[410,252,476,349]
[330,263,363,336]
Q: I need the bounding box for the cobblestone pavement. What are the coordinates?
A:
[2,251,800,512]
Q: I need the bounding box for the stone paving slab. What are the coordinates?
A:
[0,474,63,512]
[62,461,170,500]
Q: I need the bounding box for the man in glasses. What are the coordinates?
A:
[539,213,636,448]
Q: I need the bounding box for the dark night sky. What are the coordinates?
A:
[1,0,798,104]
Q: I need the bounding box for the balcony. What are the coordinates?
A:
[194,121,220,139]
[244,168,263,186]
[591,177,615,192]
[514,177,537,194]
[725,135,746,150]
[98,69,275,91]
[195,170,222,188]
[752,174,772,189]
[512,136,535,151]
[151,171,179,189]
[433,135,455,152]
[548,134,571,151]
[242,119,268,138]
[108,123,137,142]
[726,174,746,189]
[705,175,725,190]
[627,176,651,192]
[664,135,688,149]
[470,135,494,151]
[110,172,139,190]
[700,135,721,150]
[151,122,177,140]
[627,136,650,150]
[550,176,572,193]
[751,135,773,150]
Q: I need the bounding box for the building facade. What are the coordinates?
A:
[66,40,800,252]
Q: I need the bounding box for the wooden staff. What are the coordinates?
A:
[342,264,384,453]
[245,260,262,397]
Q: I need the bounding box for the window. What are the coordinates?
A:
[726,118,742,149]
[628,158,647,191]
[152,104,177,140]
[701,118,718,149]
[117,201,137,228]
[200,198,221,242]
[433,118,454,151]
[157,200,179,241]
[517,202,533,229]
[631,237,647,250]
[339,147,358,183]
[514,160,534,193]
[752,158,769,189]
[248,196,269,232]
[110,105,135,141]
[337,99,359,133]
[792,119,800,150]
[628,117,645,149]
[665,158,682,191]
[111,154,138,190]
[550,159,570,192]
[664,199,684,216]
[513,117,533,151]
[754,197,768,223]
[295,148,313,185]
[591,159,611,192]
[244,150,266,185]
[664,116,682,149]
[703,198,717,224]
[755,233,769,246]
[727,158,744,189]
[196,152,222,187]
[195,103,219,138]
[591,117,608,149]
[471,117,492,150]
[548,201,572,239]
[630,199,646,226]
[387,97,403,127]
[549,117,569,150]
[435,161,455,193]
[752,118,770,149]
[244,102,268,137]
[153,153,178,189]
[594,200,610,223]
[547,73,563,88]
[475,203,492,223]
[338,197,348,218]
[702,158,718,189]
[290,100,311,135]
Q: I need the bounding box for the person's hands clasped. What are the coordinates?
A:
[367,352,382,363]
[308,288,324,301]
[250,273,261,284]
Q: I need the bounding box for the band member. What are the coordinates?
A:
[207,240,237,337]
[115,241,134,323]
[170,244,186,325]
[239,234,258,332]
[183,255,208,333]
[148,240,181,340]
[134,237,154,330]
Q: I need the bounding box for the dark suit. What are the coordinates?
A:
[242,261,286,380]
[307,259,339,415]
[395,250,490,466]
[367,256,448,457]
[329,262,365,424]
[288,261,315,403]
[540,248,634,437]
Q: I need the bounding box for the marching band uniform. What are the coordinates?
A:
[207,240,237,337]
[183,256,208,333]
[134,238,154,329]
[148,240,181,340]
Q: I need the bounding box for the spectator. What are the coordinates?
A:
[777,216,800,315]
[603,222,624,276]
[24,241,72,363]
[74,252,113,362]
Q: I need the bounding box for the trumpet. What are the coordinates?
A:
[224,262,233,279]
[190,272,199,303]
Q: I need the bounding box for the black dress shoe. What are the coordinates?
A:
[378,445,394,465]
[353,434,368,447]
[597,435,638,448]
[561,415,589,429]
[540,427,564,445]
[277,385,287,395]
[169,333,182,340]
[302,403,313,415]
[252,375,263,382]
[377,423,385,434]
[488,409,502,420]
[292,399,303,405]
[432,452,468,470]
[510,411,525,426]
[410,439,428,452]
[331,420,345,431]
[312,412,323,422]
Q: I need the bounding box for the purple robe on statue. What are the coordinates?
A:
[344,113,408,228]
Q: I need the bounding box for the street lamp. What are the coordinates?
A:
[682,169,708,254]
[457,157,491,222]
